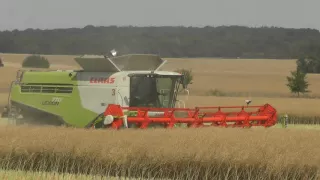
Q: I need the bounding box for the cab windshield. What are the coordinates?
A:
[129,75,181,108]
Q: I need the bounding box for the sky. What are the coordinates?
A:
[0,0,319,31]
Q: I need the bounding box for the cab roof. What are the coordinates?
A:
[74,54,167,72]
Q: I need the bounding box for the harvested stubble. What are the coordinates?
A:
[0,126,319,180]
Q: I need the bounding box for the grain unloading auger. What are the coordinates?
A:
[3,52,277,129]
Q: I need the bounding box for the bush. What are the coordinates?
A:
[286,69,310,97]
[22,55,50,68]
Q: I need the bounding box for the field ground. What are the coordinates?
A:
[0,169,125,180]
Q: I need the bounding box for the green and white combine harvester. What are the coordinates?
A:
[2,52,278,129]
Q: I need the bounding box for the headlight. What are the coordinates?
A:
[104,115,114,125]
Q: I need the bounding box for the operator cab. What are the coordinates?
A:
[128,72,185,108]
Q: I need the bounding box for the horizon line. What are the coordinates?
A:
[1,24,319,32]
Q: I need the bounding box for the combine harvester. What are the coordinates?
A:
[2,52,277,129]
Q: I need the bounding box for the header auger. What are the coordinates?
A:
[3,50,278,129]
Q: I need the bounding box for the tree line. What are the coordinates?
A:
[1,25,320,59]
[296,56,320,73]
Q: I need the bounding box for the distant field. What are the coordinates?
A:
[183,95,320,116]
[1,53,320,117]
[164,58,320,97]
[0,53,78,66]
[0,66,19,93]
[2,53,320,97]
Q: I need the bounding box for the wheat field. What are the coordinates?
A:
[0,125,319,179]
[1,54,320,179]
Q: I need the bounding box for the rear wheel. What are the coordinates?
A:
[20,112,64,127]
[7,106,22,126]
[8,103,65,127]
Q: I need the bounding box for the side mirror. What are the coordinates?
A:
[181,75,187,89]
[110,49,117,57]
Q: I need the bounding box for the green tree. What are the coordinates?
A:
[286,69,310,97]
[2,26,320,59]
[22,55,50,68]
[175,68,193,89]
